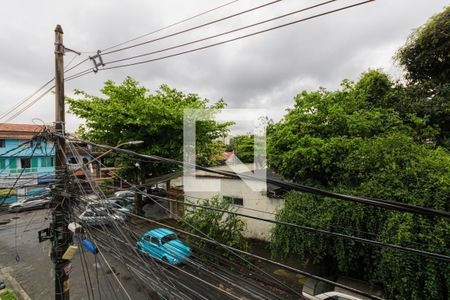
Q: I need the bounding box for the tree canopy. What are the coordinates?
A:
[229,134,255,163]
[269,8,450,298]
[268,70,450,299]
[67,77,231,180]
[396,6,450,84]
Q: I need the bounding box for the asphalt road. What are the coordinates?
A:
[0,209,155,299]
[0,208,301,299]
[90,216,301,300]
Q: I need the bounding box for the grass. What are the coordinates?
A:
[0,290,17,300]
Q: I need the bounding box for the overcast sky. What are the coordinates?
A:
[0,0,448,133]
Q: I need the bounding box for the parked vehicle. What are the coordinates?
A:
[105,197,134,215]
[302,278,363,300]
[148,188,167,197]
[137,228,191,265]
[114,190,135,199]
[8,195,51,213]
[78,208,125,226]
[104,197,128,207]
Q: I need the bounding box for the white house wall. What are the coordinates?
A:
[184,177,284,241]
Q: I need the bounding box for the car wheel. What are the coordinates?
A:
[162,257,170,265]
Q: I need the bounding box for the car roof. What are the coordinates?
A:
[145,228,176,239]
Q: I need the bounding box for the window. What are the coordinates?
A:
[41,157,55,167]
[223,196,244,206]
[150,237,160,246]
[18,140,32,148]
[31,158,38,168]
[20,158,31,169]
[8,159,17,169]
[143,235,151,242]
[0,139,5,148]
[84,211,94,217]
[161,234,177,244]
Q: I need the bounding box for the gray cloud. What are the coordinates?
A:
[0,0,447,132]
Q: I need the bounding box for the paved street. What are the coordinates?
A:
[0,208,301,299]
[0,209,156,299]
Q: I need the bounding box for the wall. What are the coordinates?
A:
[0,138,55,191]
[182,176,284,241]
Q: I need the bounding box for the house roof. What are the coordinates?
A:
[0,123,45,139]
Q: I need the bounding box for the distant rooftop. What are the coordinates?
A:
[0,123,46,139]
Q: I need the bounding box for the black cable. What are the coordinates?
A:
[59,134,450,219]
[13,143,39,262]
[100,0,376,71]
[0,79,54,121]
[1,86,55,124]
[64,147,373,300]
[0,133,44,206]
[56,148,380,298]
[0,54,88,122]
[0,138,37,157]
[134,191,450,262]
[125,212,383,300]
[105,0,337,65]
[102,0,281,55]
[77,150,449,263]
[63,145,283,300]
[102,0,241,52]
[77,238,94,300]
[63,142,180,298]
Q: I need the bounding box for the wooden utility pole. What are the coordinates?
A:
[52,24,71,300]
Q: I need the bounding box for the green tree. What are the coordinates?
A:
[393,6,450,147]
[183,196,248,257]
[396,6,450,85]
[268,73,450,299]
[230,134,255,163]
[67,77,231,180]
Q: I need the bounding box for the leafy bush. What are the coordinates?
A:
[183,196,248,258]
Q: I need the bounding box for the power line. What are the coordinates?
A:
[0,86,55,124]
[130,188,450,262]
[104,0,337,65]
[0,79,54,121]
[62,142,182,299]
[101,0,280,56]
[64,142,303,299]
[122,208,384,300]
[102,0,242,52]
[68,142,449,291]
[99,0,376,71]
[59,134,450,219]
[46,1,376,85]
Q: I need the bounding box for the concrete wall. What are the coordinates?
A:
[180,176,284,241]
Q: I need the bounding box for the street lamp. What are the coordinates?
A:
[93,140,144,162]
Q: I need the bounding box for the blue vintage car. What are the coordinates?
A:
[137,228,192,265]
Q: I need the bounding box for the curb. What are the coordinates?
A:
[0,267,31,300]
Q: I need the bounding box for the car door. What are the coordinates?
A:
[23,199,37,209]
[142,236,163,259]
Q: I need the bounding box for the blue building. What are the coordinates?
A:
[0,124,55,203]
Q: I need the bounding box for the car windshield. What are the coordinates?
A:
[161,234,177,244]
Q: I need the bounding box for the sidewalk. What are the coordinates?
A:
[0,267,31,300]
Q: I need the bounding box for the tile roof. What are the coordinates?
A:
[0,123,46,139]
